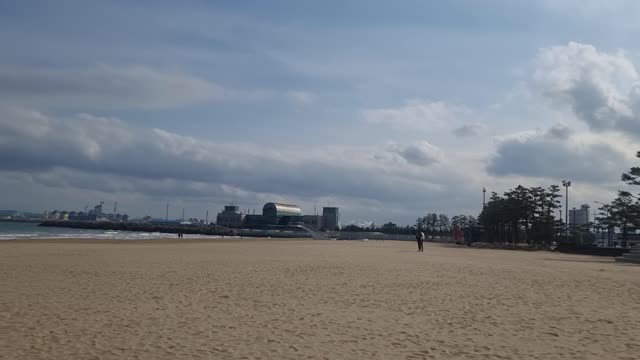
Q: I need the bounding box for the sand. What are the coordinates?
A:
[1,238,639,360]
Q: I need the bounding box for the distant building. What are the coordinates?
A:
[71,211,93,221]
[216,205,244,228]
[59,211,69,220]
[569,204,590,226]
[322,207,340,230]
[49,210,60,220]
[303,215,323,228]
[94,202,104,217]
[109,213,130,222]
[0,210,22,218]
[244,214,269,227]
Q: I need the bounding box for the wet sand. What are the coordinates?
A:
[1,238,639,360]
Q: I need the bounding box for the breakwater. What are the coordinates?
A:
[38,221,315,238]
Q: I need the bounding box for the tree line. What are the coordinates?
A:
[340,214,477,235]
[594,151,640,246]
[478,185,563,245]
[415,213,477,235]
[340,222,416,234]
[478,150,640,246]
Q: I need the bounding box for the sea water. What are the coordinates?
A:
[0,221,222,240]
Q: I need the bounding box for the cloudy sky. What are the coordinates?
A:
[1,0,640,224]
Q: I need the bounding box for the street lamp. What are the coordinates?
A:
[482,187,486,208]
[562,180,571,238]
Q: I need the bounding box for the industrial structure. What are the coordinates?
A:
[216,205,244,228]
[217,202,339,230]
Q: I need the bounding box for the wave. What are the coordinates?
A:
[0,222,234,240]
[0,231,228,240]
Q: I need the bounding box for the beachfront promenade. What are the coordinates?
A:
[2,239,639,359]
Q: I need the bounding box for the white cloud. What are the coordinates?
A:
[360,100,470,131]
[530,42,640,135]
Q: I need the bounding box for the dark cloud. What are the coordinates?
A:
[546,124,572,140]
[452,123,485,137]
[487,129,624,184]
[388,141,443,166]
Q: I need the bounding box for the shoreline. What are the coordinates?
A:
[0,236,314,245]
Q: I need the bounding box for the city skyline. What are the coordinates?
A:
[0,195,603,228]
[1,1,640,225]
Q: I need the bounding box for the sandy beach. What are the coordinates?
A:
[1,238,639,360]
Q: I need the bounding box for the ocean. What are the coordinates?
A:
[0,221,220,240]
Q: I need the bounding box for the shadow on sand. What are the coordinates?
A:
[543,256,634,265]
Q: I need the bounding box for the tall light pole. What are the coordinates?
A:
[562,180,571,238]
[482,187,486,208]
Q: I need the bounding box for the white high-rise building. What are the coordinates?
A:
[569,204,590,226]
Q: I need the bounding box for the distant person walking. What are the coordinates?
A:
[416,231,425,252]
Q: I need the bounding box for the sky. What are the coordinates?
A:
[1,0,640,225]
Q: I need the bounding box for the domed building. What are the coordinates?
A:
[244,202,303,228]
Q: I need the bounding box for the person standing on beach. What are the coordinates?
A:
[416,231,425,252]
